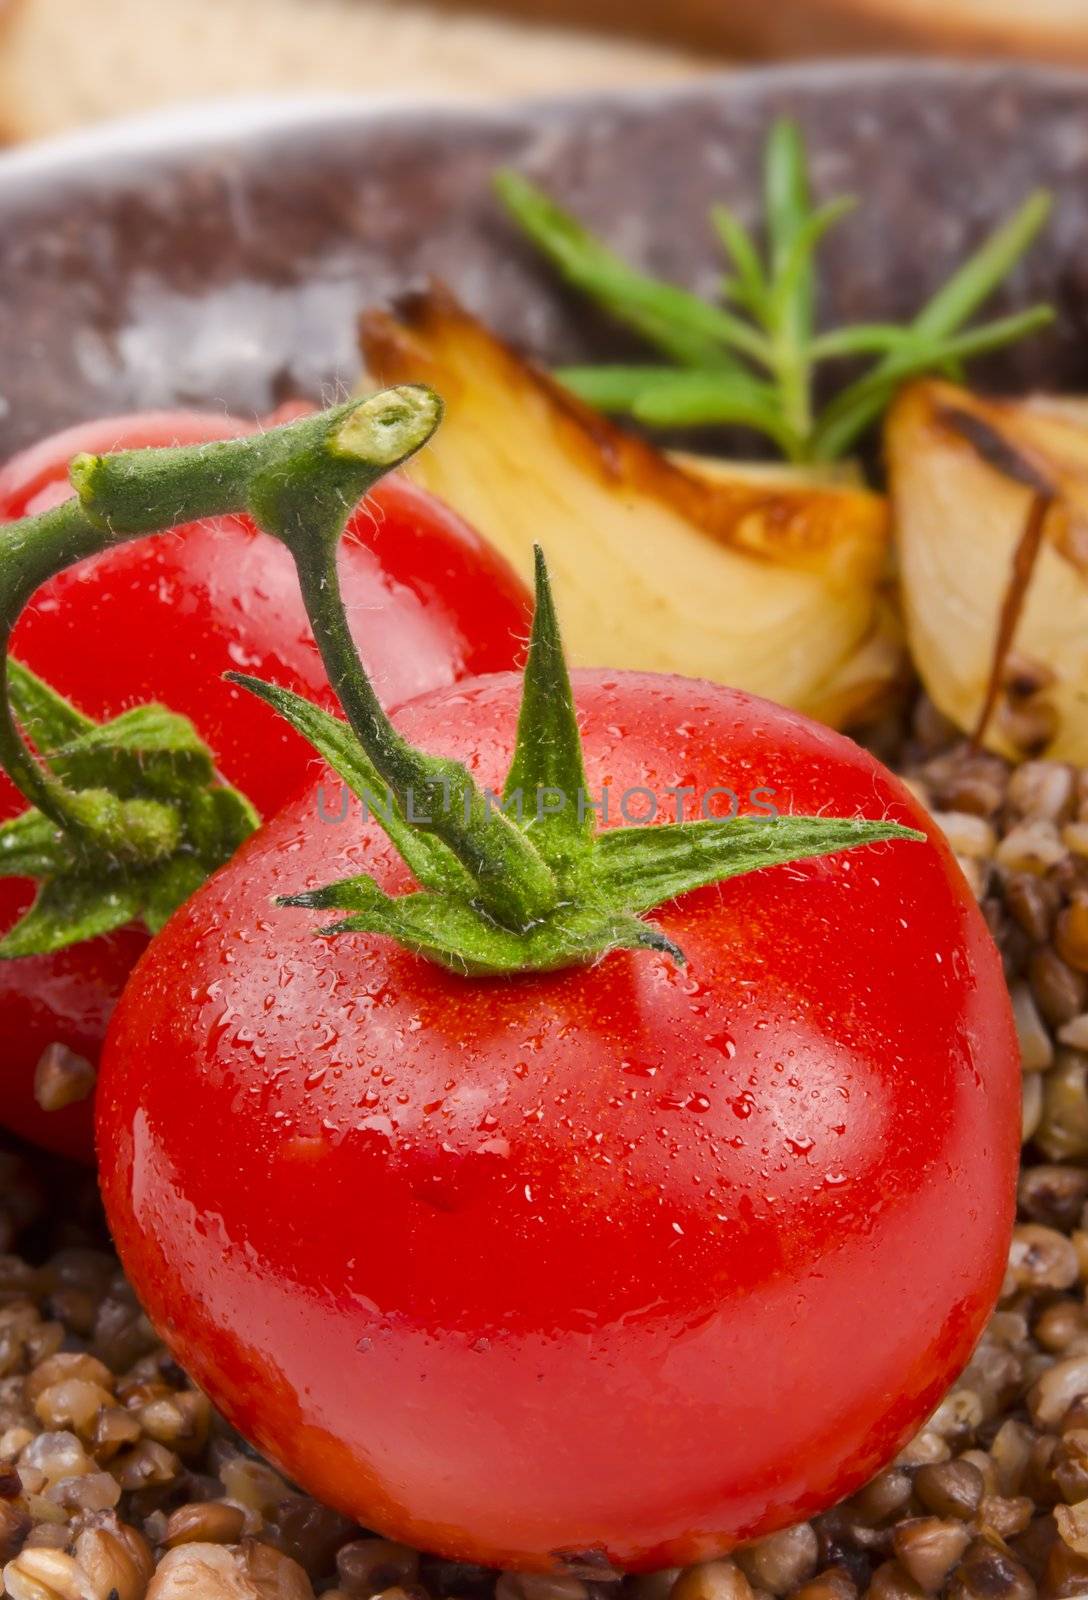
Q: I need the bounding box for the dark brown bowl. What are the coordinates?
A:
[2,61,1088,461]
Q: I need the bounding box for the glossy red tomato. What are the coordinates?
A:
[0,410,529,1160]
[98,670,1019,1572]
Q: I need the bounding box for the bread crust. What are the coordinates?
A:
[0,0,703,144]
[0,0,29,146]
[430,0,1088,61]
[716,0,1088,59]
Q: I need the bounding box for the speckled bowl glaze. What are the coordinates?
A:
[1,62,1088,461]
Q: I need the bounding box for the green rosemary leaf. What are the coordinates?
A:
[498,129,1054,464]
[909,190,1053,341]
[811,305,1056,461]
[559,366,796,455]
[770,197,856,331]
[629,371,803,458]
[765,120,811,275]
[808,194,1055,461]
[808,324,911,359]
[554,365,687,412]
[494,171,768,368]
[764,119,816,345]
[710,206,769,320]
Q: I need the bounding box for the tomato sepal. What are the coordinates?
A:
[0,389,445,961]
[0,660,258,958]
[502,548,594,876]
[226,675,473,900]
[0,389,923,974]
[593,811,920,914]
[240,549,925,977]
[278,873,685,975]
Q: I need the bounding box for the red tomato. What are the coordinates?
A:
[0,412,529,1160]
[98,671,1019,1572]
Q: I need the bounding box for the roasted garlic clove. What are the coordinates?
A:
[889,380,1088,764]
[361,288,899,728]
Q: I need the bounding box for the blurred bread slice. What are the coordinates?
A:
[429,0,1088,63]
[0,0,704,145]
[715,0,1088,60]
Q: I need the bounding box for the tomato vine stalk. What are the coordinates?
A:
[0,385,923,974]
[0,390,439,954]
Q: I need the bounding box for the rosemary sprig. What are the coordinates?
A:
[495,121,1054,465]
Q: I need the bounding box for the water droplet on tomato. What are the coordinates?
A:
[657,1094,686,1112]
[621,1059,658,1078]
[704,1031,736,1058]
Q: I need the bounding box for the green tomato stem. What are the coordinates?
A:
[243,542,926,977]
[0,393,437,870]
[0,382,926,978]
[285,534,560,931]
[51,387,559,934]
[0,499,113,841]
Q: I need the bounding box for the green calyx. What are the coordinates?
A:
[0,660,256,956]
[0,381,923,976]
[0,387,442,959]
[233,548,925,977]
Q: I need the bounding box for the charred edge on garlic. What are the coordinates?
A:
[936,405,1057,497]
